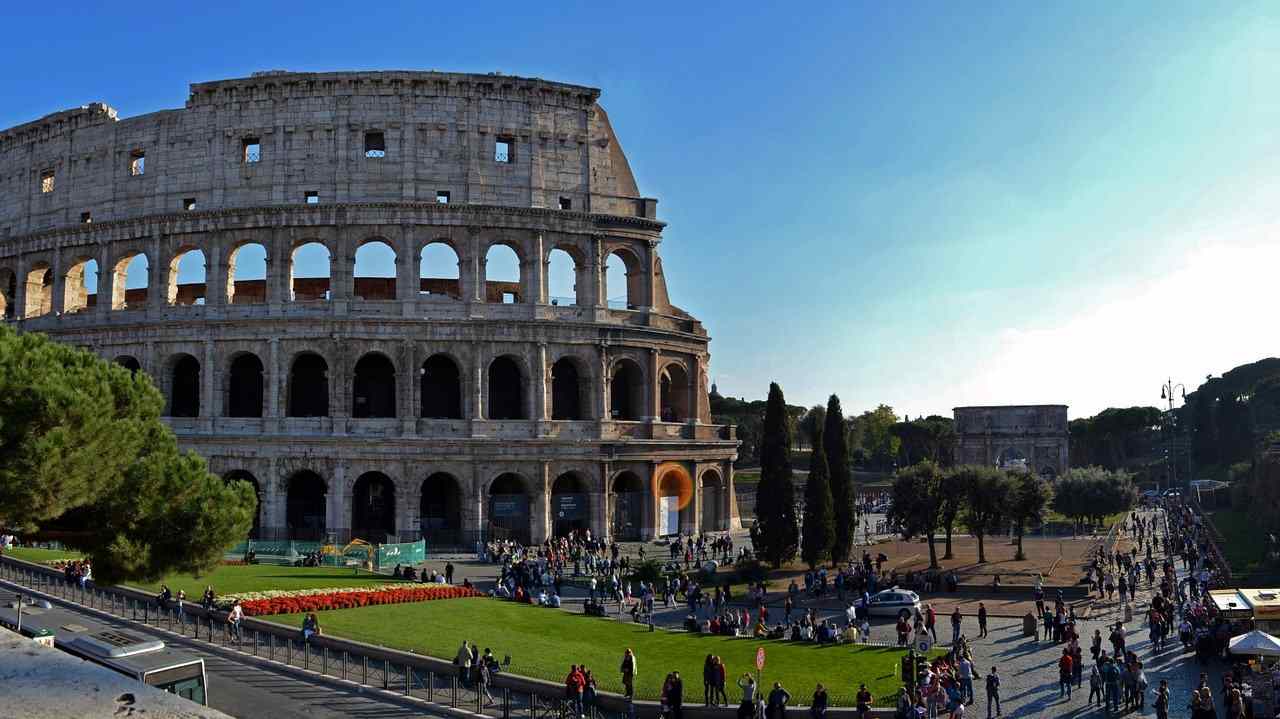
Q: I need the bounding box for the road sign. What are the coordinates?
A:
[755,646,766,672]
[916,637,932,653]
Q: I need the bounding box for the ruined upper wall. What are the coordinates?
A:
[0,71,655,238]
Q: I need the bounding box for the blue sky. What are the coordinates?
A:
[4,1,1279,418]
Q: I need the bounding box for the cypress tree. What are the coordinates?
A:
[801,418,836,569]
[824,394,854,563]
[753,382,799,567]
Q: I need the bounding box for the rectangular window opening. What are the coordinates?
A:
[364,131,386,158]
[495,139,512,163]
[502,291,518,304]
[305,191,319,204]
[40,170,55,194]
[183,198,197,211]
[436,190,450,204]
[558,196,572,211]
[129,151,146,177]
[242,138,261,163]
[80,212,92,224]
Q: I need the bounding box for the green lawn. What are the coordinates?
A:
[278,598,914,706]
[1209,509,1266,575]
[3,547,82,563]
[127,564,390,597]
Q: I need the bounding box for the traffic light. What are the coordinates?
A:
[901,652,916,691]
[914,654,929,688]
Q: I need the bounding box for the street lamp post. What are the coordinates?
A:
[1161,378,1186,492]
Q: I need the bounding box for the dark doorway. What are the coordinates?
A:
[610,360,643,421]
[353,353,396,418]
[488,473,530,544]
[421,355,462,419]
[488,357,524,420]
[659,365,690,423]
[227,353,264,418]
[551,358,583,420]
[420,473,463,547]
[701,471,724,532]
[115,356,141,374]
[170,355,201,417]
[351,472,396,542]
[223,470,262,538]
[611,472,645,541]
[286,471,327,541]
[288,353,329,417]
[551,472,590,538]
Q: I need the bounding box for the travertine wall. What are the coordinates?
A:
[953,404,1069,478]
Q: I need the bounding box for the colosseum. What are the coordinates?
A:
[0,70,739,548]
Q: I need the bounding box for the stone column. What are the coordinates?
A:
[530,462,549,544]
[474,344,486,422]
[647,349,660,422]
[644,239,658,311]
[147,233,164,319]
[266,456,284,539]
[532,231,547,304]
[205,232,226,312]
[331,236,352,315]
[590,235,605,308]
[95,244,111,318]
[50,252,64,315]
[398,225,416,311]
[646,461,660,540]
[400,339,416,435]
[535,343,549,423]
[202,339,216,421]
[592,463,608,539]
[268,228,286,313]
[329,463,348,543]
[688,355,701,425]
[468,227,485,303]
[598,344,610,422]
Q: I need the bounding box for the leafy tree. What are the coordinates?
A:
[801,418,835,569]
[891,416,958,468]
[887,460,944,569]
[798,405,826,453]
[937,467,968,559]
[1008,472,1052,561]
[850,404,901,471]
[753,383,799,567]
[0,325,256,584]
[958,467,1010,564]
[824,394,855,564]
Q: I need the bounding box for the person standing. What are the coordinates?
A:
[620,648,637,700]
[984,667,1001,719]
[951,608,963,645]
[227,600,244,642]
[977,602,988,639]
[477,654,495,706]
[455,641,472,686]
[703,655,716,706]
[669,670,684,719]
[445,561,455,584]
[926,603,938,642]
[958,655,975,705]
[809,683,828,719]
[736,673,757,719]
[1153,679,1169,719]
[766,681,791,719]
[855,684,873,719]
[1057,649,1073,699]
[175,589,187,627]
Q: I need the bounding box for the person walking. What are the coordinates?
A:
[926,603,938,642]
[620,648,637,700]
[1088,664,1102,705]
[977,602,988,639]
[951,607,963,645]
[809,683,828,719]
[455,641,472,687]
[766,681,791,719]
[1154,679,1169,719]
[565,664,586,718]
[477,654,495,706]
[984,666,1001,719]
[227,600,244,643]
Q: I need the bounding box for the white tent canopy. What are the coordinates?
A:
[1228,630,1280,657]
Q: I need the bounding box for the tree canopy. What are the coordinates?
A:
[824,394,855,564]
[1050,466,1135,533]
[887,460,944,568]
[0,326,256,584]
[955,466,1008,564]
[752,383,799,567]
[800,417,835,569]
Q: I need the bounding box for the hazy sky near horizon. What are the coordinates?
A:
[3,2,1278,420]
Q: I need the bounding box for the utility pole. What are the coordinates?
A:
[1161,378,1186,491]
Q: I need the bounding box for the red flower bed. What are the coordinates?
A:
[241,585,482,616]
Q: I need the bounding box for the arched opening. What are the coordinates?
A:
[286,471,327,541]
[1039,466,1058,480]
[484,244,521,304]
[0,268,15,320]
[23,263,52,318]
[354,240,397,301]
[546,247,579,306]
[701,470,725,532]
[167,247,207,306]
[997,447,1028,471]
[551,357,585,420]
[288,353,329,417]
[227,353,265,418]
[551,472,591,539]
[419,242,461,299]
[111,253,149,310]
[352,353,396,418]
[611,472,645,541]
[290,242,331,302]
[115,355,141,374]
[659,364,691,423]
[223,470,262,538]
[610,359,644,421]
[420,473,463,546]
[605,249,643,310]
[421,354,462,419]
[657,465,692,536]
[351,472,397,542]
[487,356,525,420]
[488,473,531,545]
[228,242,267,304]
[168,354,201,417]
[62,258,98,314]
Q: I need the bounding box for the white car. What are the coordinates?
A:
[849,587,922,617]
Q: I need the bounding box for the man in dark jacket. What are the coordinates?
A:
[767,681,792,719]
[669,671,684,719]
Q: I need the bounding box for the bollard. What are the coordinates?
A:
[428,670,434,701]
[503,687,511,719]
[342,650,348,681]
[383,658,389,690]
[404,664,409,695]
[362,654,369,685]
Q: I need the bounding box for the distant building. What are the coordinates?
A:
[953,405,1069,478]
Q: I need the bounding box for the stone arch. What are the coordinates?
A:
[114,355,142,374]
[354,238,397,301]
[551,471,591,538]
[421,353,463,419]
[420,472,464,546]
[286,470,328,541]
[167,245,207,306]
[419,240,461,299]
[166,353,201,418]
[604,246,644,310]
[290,240,332,302]
[487,472,531,544]
[23,262,53,318]
[546,244,583,306]
[610,358,645,421]
[352,352,397,418]
[226,352,265,418]
[1039,465,1058,480]
[351,471,397,542]
[111,251,149,310]
[659,362,691,422]
[656,463,693,536]
[610,471,646,541]
[484,241,522,304]
[700,469,725,532]
[62,256,98,314]
[488,355,526,420]
[227,241,267,304]
[997,446,1028,470]
[0,267,15,320]
[550,356,588,420]
[223,469,263,538]
[288,351,330,417]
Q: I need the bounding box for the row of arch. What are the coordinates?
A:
[2,236,647,320]
[126,350,692,422]
[225,467,728,544]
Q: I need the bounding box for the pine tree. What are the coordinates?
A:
[801,418,836,569]
[753,382,799,567]
[824,394,855,563]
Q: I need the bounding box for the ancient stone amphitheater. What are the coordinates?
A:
[0,70,738,547]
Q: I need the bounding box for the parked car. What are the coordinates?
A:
[849,587,921,617]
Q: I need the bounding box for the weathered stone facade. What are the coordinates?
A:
[0,70,738,546]
[953,404,1068,478]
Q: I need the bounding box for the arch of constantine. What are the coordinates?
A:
[0,70,739,546]
[953,404,1069,478]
